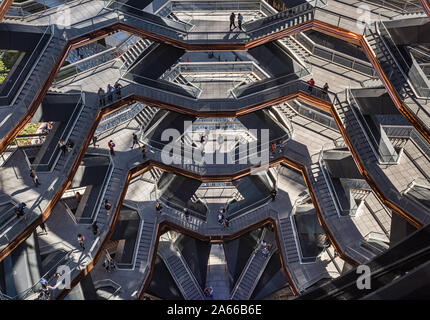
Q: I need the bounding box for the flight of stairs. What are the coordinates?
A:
[134,215,157,269]
[53,103,99,174]
[279,217,300,264]
[277,102,299,120]
[134,106,159,130]
[230,248,274,300]
[14,35,65,106]
[93,167,127,228]
[119,39,153,69]
[246,5,314,40]
[364,25,406,93]
[333,96,378,165]
[309,162,339,218]
[279,36,311,66]
[149,168,163,183]
[158,242,205,300]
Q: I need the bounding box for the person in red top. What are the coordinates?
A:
[306,78,315,93]
[108,140,115,156]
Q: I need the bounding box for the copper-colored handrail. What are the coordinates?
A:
[419,0,430,17]
[0,13,427,299]
[56,155,363,300]
[0,0,12,22]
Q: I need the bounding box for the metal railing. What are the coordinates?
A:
[29,91,86,172]
[294,33,376,77]
[346,88,399,164]
[156,0,277,16]
[93,279,122,300]
[15,247,75,300]
[55,48,117,83]
[120,67,201,99]
[6,0,89,19]
[317,144,359,217]
[376,21,430,99]
[80,155,114,225]
[1,24,53,105]
[160,61,270,83]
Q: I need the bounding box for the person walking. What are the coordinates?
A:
[222,217,230,229]
[103,258,110,272]
[271,189,277,201]
[30,169,40,187]
[109,258,117,271]
[98,87,106,106]
[131,133,140,149]
[155,201,162,213]
[108,140,115,156]
[237,13,243,31]
[77,234,85,250]
[183,208,190,223]
[141,145,146,159]
[92,136,98,148]
[104,199,112,215]
[229,12,236,31]
[217,212,224,224]
[92,222,99,236]
[15,202,27,221]
[58,139,67,155]
[322,82,329,98]
[75,191,82,202]
[67,139,74,152]
[39,222,48,235]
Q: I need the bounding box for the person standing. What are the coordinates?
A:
[306,78,315,93]
[131,133,140,149]
[141,145,146,159]
[98,87,106,106]
[30,169,40,187]
[229,12,236,31]
[237,13,243,31]
[108,140,115,156]
[114,82,122,98]
[107,84,115,103]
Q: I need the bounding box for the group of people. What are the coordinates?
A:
[107,134,146,158]
[58,138,74,155]
[258,240,273,258]
[217,207,229,228]
[270,139,286,157]
[229,12,244,31]
[97,82,123,106]
[306,78,330,98]
[204,286,214,298]
[103,256,117,273]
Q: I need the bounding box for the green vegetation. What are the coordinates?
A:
[16,123,41,145]
[0,51,22,85]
